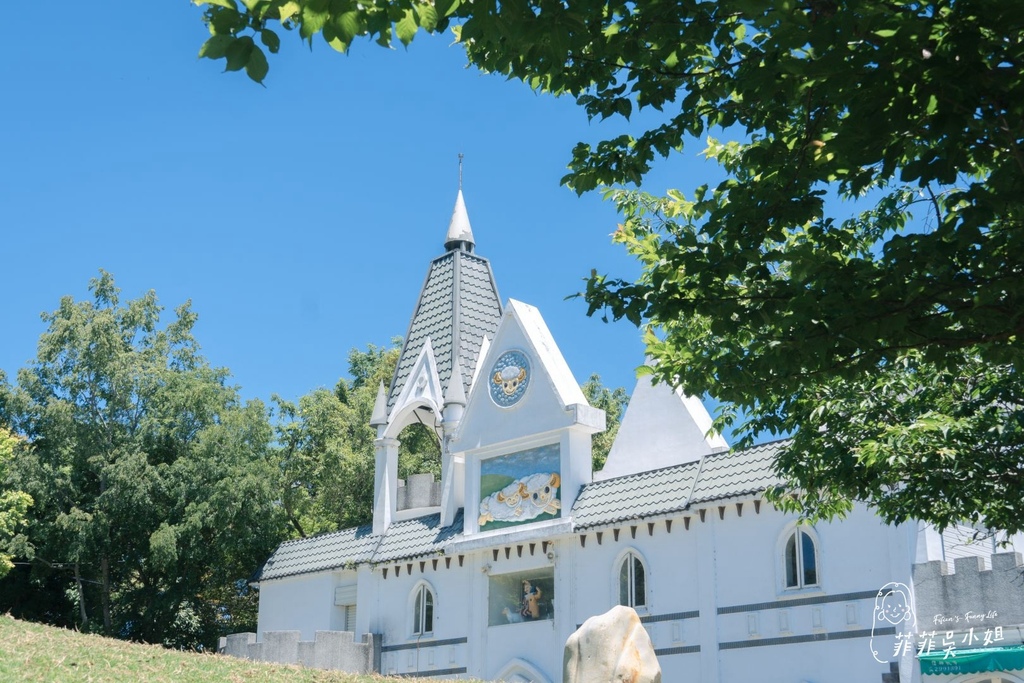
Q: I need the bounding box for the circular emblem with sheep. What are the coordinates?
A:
[489,350,531,408]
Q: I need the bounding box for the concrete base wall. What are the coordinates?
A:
[220,630,381,673]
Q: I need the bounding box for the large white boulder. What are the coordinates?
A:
[563,606,661,683]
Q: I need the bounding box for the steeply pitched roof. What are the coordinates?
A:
[387,249,502,415]
[444,189,475,249]
[256,441,789,581]
[598,371,728,480]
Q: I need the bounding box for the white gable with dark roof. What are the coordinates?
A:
[452,298,604,450]
[385,190,501,421]
[597,369,728,480]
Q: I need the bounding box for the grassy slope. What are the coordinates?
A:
[0,615,470,683]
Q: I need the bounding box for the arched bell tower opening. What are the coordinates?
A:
[396,421,441,483]
[390,402,443,518]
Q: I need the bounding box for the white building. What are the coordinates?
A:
[238,190,1024,683]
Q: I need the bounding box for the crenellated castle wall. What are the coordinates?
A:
[913,552,1024,635]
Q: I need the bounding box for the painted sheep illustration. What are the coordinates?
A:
[520,472,561,517]
[493,365,527,396]
[478,472,560,526]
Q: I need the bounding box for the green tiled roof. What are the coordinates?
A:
[388,250,502,414]
[572,460,702,530]
[688,439,786,504]
[256,512,467,582]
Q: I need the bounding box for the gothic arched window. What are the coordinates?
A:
[618,551,647,609]
[784,528,818,589]
[411,583,434,635]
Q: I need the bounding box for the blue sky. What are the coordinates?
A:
[1,3,720,422]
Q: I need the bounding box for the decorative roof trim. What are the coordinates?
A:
[444,359,467,407]
[388,337,443,431]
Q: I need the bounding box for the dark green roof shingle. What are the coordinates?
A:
[257,523,379,581]
[388,251,501,414]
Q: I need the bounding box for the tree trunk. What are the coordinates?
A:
[101,557,111,634]
[74,563,89,629]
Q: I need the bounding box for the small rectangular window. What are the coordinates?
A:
[488,568,555,626]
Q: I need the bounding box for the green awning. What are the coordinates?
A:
[920,646,1024,675]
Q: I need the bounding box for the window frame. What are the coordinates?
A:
[778,524,821,593]
[614,548,649,612]
[410,581,435,637]
[487,567,556,626]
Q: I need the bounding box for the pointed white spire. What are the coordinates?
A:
[370,381,388,427]
[444,190,475,251]
[444,360,467,408]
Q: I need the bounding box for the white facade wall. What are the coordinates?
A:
[366,557,475,676]
[258,570,356,641]
[256,499,922,682]
[247,198,1024,683]
[565,501,917,683]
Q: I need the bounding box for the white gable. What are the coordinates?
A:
[596,373,728,480]
[388,338,444,431]
[451,300,602,451]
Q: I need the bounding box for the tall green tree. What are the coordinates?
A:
[0,272,285,648]
[275,387,375,536]
[274,341,441,536]
[581,374,628,472]
[0,427,32,579]
[194,0,1024,532]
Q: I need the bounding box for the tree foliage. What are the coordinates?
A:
[273,341,441,536]
[0,272,285,648]
[0,427,32,579]
[193,0,1024,533]
[275,346,626,535]
[581,374,628,471]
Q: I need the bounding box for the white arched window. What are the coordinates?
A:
[783,527,819,589]
[411,583,434,636]
[618,551,647,609]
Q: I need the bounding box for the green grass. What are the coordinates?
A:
[0,615,472,683]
